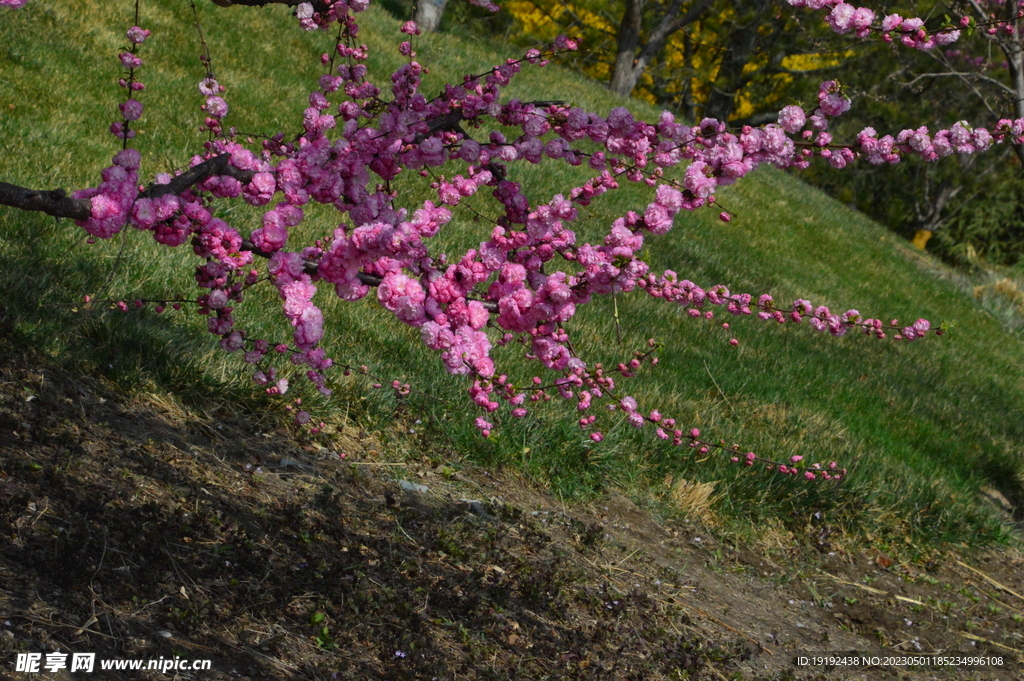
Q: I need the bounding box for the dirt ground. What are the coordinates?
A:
[1,347,1023,680]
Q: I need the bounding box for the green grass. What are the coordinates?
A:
[2,0,1022,550]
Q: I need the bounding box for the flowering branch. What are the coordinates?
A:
[0,184,91,221]
[3,0,992,482]
[0,154,255,221]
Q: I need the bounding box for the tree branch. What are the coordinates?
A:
[210,0,331,10]
[0,153,255,221]
[637,0,711,66]
[141,153,255,199]
[0,184,91,221]
[904,71,1015,97]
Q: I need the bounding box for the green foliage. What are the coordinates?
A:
[442,0,516,37]
[502,0,1024,264]
[931,169,1024,267]
[793,1,1024,266]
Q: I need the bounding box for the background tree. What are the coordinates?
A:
[414,0,448,31]
[608,0,711,97]
[499,0,1024,264]
[793,0,1024,264]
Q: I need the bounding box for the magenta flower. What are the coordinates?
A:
[778,105,806,134]
[119,98,143,121]
[126,26,151,44]
[204,96,228,118]
[198,78,220,96]
[119,52,142,69]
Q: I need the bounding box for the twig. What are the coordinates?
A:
[704,359,738,417]
[615,547,644,566]
[672,600,773,654]
[347,461,407,465]
[89,526,108,591]
[704,660,730,681]
[14,615,118,641]
[955,559,1024,604]
[817,570,926,607]
[959,632,1023,655]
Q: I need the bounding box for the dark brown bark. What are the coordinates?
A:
[142,153,255,199]
[0,154,255,221]
[0,185,91,221]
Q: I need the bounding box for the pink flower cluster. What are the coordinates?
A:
[855,120,996,165]
[66,21,154,236]
[71,149,141,238]
[879,14,960,49]
[270,252,325,351]
[196,76,229,136]
[787,0,961,49]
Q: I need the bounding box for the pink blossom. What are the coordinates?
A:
[119,98,143,121]
[683,161,716,198]
[198,78,220,96]
[817,82,850,117]
[881,14,903,31]
[205,96,229,118]
[294,306,324,348]
[825,3,856,33]
[778,105,806,134]
[851,7,874,33]
[126,26,151,44]
[119,52,142,69]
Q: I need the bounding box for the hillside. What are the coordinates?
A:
[2,347,1023,679]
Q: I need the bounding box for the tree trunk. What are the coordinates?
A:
[610,0,644,98]
[701,2,772,122]
[1002,13,1024,165]
[609,0,711,99]
[414,0,448,33]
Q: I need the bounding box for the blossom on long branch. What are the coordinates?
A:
[10,0,1006,480]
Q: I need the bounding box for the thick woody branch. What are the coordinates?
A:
[0,153,255,221]
[0,184,92,221]
[141,153,255,199]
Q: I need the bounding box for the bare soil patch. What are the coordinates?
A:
[1,348,1022,680]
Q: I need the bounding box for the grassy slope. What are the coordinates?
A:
[1,0,1022,549]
